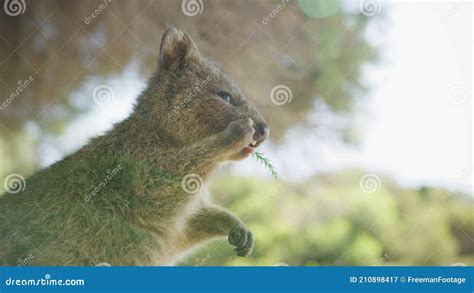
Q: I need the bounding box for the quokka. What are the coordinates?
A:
[0,27,269,265]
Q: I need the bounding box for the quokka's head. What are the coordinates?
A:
[140,27,269,160]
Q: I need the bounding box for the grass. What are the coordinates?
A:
[253,151,278,179]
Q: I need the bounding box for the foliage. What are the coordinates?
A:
[0,0,377,135]
[182,171,473,266]
[253,151,279,179]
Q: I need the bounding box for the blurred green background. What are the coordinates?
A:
[184,172,473,266]
[0,0,472,266]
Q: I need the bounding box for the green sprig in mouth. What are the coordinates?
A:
[253,151,278,179]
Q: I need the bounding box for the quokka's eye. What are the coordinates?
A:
[217,91,234,104]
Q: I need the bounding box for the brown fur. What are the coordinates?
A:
[0,27,268,266]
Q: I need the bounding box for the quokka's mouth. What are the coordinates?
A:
[242,122,269,155]
[243,141,258,154]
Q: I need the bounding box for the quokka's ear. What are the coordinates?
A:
[159,27,199,71]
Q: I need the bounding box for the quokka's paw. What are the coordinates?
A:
[228,225,254,257]
[222,118,255,150]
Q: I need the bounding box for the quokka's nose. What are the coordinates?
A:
[253,122,269,147]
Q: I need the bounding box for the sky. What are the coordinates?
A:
[358,1,472,193]
[343,1,472,194]
[41,1,473,195]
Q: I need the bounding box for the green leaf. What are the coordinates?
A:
[253,151,278,179]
